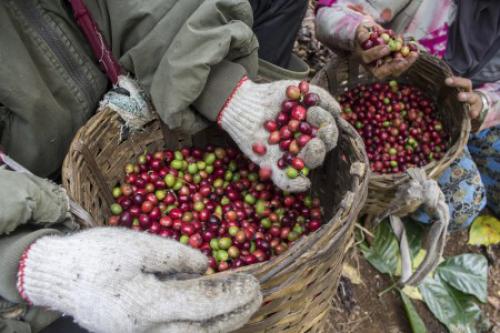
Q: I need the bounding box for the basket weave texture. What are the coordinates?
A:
[312,51,470,216]
[62,107,368,332]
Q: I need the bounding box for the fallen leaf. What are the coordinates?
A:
[360,220,400,275]
[400,291,428,333]
[469,215,500,246]
[437,254,488,303]
[403,285,423,301]
[419,274,487,333]
[342,263,362,285]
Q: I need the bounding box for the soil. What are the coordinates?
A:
[295,2,500,332]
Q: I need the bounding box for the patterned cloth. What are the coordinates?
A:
[315,0,500,229]
[469,127,500,216]
[411,148,487,231]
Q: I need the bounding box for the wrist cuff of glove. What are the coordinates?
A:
[17,242,37,304]
[217,76,250,126]
[17,235,73,306]
[215,79,268,143]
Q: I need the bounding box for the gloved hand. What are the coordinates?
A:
[219,77,340,192]
[17,228,262,333]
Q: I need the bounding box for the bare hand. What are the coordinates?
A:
[355,22,418,79]
[445,77,483,120]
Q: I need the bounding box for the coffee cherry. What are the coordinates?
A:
[299,80,310,94]
[291,105,307,121]
[111,203,123,215]
[264,120,278,132]
[252,143,267,156]
[259,167,272,181]
[291,158,305,170]
[286,85,301,100]
[268,131,281,144]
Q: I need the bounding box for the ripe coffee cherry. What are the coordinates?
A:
[264,120,278,132]
[298,80,310,94]
[268,131,281,145]
[259,167,272,181]
[252,143,267,156]
[291,105,307,121]
[286,85,301,100]
[291,158,305,171]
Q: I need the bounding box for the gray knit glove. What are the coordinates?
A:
[219,78,340,192]
[17,228,262,333]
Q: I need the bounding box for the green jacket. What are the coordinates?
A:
[0,0,258,331]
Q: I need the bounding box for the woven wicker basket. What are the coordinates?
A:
[62,107,368,332]
[312,51,470,216]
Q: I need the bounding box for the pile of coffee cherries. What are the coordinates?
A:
[361,26,418,64]
[108,146,323,273]
[254,81,321,179]
[339,81,449,174]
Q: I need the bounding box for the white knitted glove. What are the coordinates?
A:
[17,228,262,333]
[219,77,340,192]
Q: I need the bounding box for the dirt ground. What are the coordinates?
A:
[295,2,500,332]
[325,230,499,333]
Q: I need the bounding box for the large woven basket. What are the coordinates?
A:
[312,51,470,217]
[62,108,368,332]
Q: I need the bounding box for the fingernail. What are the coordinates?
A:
[445,78,453,85]
[458,92,467,101]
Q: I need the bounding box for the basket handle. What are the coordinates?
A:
[375,168,449,286]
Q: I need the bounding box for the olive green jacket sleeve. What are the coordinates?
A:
[86,0,259,128]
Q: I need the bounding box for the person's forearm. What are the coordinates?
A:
[476,82,500,130]
[315,5,367,51]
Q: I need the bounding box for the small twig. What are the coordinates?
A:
[378,282,399,297]
[355,223,375,239]
[353,226,366,247]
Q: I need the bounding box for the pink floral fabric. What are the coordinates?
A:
[418,24,449,58]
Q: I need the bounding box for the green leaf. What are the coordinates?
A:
[405,218,425,259]
[419,274,483,333]
[437,254,488,303]
[469,215,500,246]
[360,220,399,275]
[400,291,428,333]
